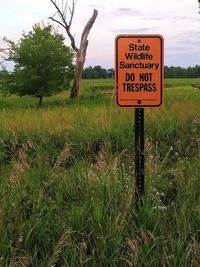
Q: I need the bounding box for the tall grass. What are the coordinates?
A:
[0,78,199,266]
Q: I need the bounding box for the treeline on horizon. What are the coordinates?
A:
[1,64,200,80]
[82,65,200,79]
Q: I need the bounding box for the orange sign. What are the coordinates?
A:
[115,34,164,107]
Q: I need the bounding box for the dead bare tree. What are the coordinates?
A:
[49,0,98,99]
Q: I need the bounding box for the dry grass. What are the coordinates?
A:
[0,107,74,134]
[192,242,200,267]
[9,255,33,267]
[0,87,199,139]
[8,138,34,192]
[47,230,72,267]
[116,189,133,235]
[52,144,71,170]
[0,101,198,140]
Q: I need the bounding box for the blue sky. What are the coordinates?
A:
[0,0,200,69]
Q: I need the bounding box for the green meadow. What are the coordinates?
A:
[0,78,199,266]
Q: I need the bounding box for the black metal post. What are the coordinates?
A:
[135,108,145,210]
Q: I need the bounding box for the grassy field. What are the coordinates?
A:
[0,78,199,266]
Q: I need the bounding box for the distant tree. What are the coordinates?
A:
[82,66,93,79]
[164,65,200,78]
[195,65,200,76]
[93,65,108,79]
[0,70,12,94]
[81,64,200,79]
[82,66,113,79]
[107,68,114,78]
[4,24,74,105]
[49,0,98,99]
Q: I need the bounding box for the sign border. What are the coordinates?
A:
[115,34,164,107]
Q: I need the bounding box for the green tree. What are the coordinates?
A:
[107,68,114,78]
[0,70,12,94]
[4,24,74,105]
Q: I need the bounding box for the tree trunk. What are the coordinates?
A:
[70,46,87,99]
[38,96,43,106]
[70,9,98,99]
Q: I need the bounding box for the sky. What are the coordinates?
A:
[0,0,200,69]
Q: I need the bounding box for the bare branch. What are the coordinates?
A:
[49,0,78,52]
[0,59,6,70]
[63,1,68,18]
[0,49,9,70]
[80,9,98,45]
[52,10,59,18]
[49,16,66,29]
[0,48,9,55]
[68,0,75,29]
[50,0,69,28]
[62,0,64,12]
[49,1,98,99]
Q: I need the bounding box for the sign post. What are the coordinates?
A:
[135,107,144,210]
[115,34,164,209]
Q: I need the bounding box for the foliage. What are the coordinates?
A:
[82,65,200,79]
[0,70,13,95]
[165,65,200,78]
[4,23,74,104]
[82,65,114,79]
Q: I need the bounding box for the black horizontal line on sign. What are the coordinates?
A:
[120,99,158,101]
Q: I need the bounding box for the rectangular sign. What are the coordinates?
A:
[115,34,164,107]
